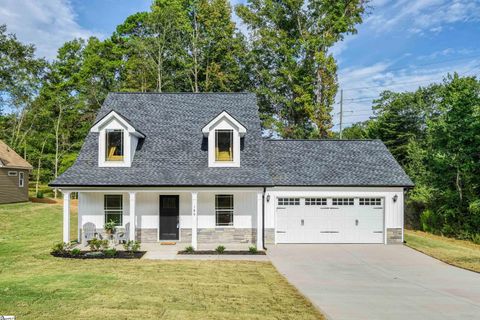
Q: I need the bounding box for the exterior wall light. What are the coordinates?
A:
[393,194,398,202]
[266,194,270,202]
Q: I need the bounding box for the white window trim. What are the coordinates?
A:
[203,111,245,168]
[8,171,17,176]
[91,110,144,168]
[18,172,24,187]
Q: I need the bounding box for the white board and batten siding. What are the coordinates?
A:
[78,191,259,240]
[264,187,404,244]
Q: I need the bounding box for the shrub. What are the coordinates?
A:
[248,246,258,254]
[104,248,117,258]
[471,234,480,245]
[215,245,225,254]
[420,209,434,232]
[71,248,82,256]
[85,251,105,258]
[88,238,106,251]
[51,242,67,255]
[36,191,44,198]
[123,240,141,252]
[185,246,195,253]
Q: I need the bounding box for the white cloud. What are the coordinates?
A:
[364,0,480,36]
[0,0,101,59]
[332,58,480,128]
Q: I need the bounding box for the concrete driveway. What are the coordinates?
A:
[268,244,480,320]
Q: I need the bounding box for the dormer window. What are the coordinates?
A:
[215,130,233,161]
[106,129,124,161]
[202,111,246,168]
[90,110,145,167]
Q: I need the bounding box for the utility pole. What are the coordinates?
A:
[339,89,343,139]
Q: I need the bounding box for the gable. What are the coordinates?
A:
[202,111,247,137]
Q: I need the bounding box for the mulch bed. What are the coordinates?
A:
[51,251,146,259]
[178,250,266,255]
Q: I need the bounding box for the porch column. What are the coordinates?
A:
[129,192,136,241]
[63,191,71,243]
[191,192,198,250]
[256,192,263,249]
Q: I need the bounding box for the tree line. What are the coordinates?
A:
[342,74,480,241]
[2,0,478,240]
[0,0,367,191]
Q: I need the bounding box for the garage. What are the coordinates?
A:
[275,197,384,243]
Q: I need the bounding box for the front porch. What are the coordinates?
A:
[62,188,265,250]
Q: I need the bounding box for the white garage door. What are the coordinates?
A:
[276,197,384,243]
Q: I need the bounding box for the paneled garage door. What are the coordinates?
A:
[276,197,384,243]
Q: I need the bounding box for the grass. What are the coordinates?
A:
[0,202,324,319]
[405,229,480,273]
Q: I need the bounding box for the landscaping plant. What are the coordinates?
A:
[215,245,225,254]
[71,248,82,256]
[51,242,68,255]
[88,238,109,251]
[249,246,258,254]
[185,246,195,253]
[104,248,117,258]
[123,240,141,252]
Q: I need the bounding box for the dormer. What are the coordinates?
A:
[202,111,246,167]
[90,110,145,167]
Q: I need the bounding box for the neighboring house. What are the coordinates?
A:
[0,140,32,204]
[50,93,413,248]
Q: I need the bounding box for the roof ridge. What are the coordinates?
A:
[265,139,379,142]
[109,91,254,95]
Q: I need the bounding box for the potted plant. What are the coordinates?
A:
[104,221,117,239]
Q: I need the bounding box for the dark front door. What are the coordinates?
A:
[159,195,179,240]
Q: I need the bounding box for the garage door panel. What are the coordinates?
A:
[276,196,384,244]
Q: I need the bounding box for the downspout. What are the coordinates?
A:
[262,187,267,250]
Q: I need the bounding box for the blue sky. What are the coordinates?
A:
[1,0,479,128]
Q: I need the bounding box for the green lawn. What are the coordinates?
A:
[0,202,324,319]
[405,230,480,273]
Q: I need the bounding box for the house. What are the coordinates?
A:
[0,140,32,204]
[50,93,413,248]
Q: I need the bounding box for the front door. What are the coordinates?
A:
[159,195,179,240]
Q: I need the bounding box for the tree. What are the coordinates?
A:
[367,87,439,165]
[236,0,367,138]
[185,0,249,92]
[339,121,371,139]
[0,25,46,150]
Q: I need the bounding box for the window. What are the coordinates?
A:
[278,198,300,206]
[305,198,327,205]
[105,129,124,161]
[359,198,382,206]
[104,195,123,226]
[332,198,354,206]
[19,172,24,187]
[8,171,17,176]
[215,195,233,226]
[215,130,233,161]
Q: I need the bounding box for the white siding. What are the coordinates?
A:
[78,192,130,229]
[78,190,259,239]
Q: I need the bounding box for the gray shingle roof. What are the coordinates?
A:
[264,139,414,186]
[51,92,413,188]
[51,93,273,187]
